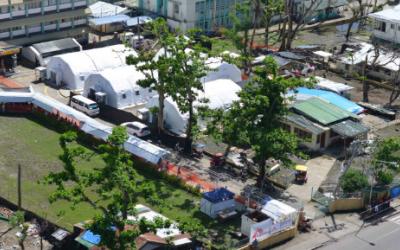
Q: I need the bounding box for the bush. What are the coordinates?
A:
[376,170,394,185]
[341,169,369,193]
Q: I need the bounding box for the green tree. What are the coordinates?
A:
[224,1,254,75]
[168,33,209,153]
[43,127,159,249]
[340,169,369,193]
[372,137,400,185]
[261,0,284,45]
[206,57,310,185]
[126,18,175,135]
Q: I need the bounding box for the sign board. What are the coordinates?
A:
[250,219,273,243]
[250,218,293,243]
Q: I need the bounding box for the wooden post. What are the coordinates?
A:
[18,164,22,210]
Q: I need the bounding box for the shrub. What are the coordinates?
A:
[341,169,369,193]
[376,170,394,185]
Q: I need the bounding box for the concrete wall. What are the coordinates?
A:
[328,198,364,213]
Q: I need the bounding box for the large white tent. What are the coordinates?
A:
[46,44,137,90]
[201,57,242,84]
[83,65,156,109]
[154,48,242,84]
[146,79,241,136]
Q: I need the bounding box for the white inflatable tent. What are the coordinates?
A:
[146,79,241,136]
[83,65,156,109]
[154,48,242,84]
[46,44,137,90]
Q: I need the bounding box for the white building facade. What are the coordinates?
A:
[0,0,91,46]
[369,5,400,44]
[138,0,242,32]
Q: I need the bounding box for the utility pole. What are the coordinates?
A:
[18,164,22,210]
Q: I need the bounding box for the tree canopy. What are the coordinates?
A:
[204,57,311,185]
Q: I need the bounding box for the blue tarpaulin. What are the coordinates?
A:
[391,186,400,199]
[203,188,234,203]
[89,14,130,26]
[293,88,364,114]
[81,230,101,245]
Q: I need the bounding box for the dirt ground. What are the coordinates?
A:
[0,219,52,250]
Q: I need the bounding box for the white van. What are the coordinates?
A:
[70,95,100,117]
[121,121,151,138]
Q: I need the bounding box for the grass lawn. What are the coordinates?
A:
[210,37,238,55]
[0,115,240,248]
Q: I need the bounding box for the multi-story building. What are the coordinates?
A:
[138,0,241,32]
[0,0,91,46]
[293,0,348,23]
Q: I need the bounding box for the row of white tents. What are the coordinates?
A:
[44,44,244,136]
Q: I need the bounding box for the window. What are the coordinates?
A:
[135,90,140,95]
[148,89,152,93]
[391,23,395,30]
[317,134,321,144]
[79,75,85,81]
[173,3,179,14]
[122,93,126,99]
[375,21,386,32]
[294,127,312,141]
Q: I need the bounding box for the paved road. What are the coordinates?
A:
[321,214,400,250]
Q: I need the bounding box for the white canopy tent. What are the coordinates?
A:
[83,65,156,109]
[46,45,137,90]
[146,79,241,136]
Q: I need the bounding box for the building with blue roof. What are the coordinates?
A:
[200,188,236,219]
[290,87,364,114]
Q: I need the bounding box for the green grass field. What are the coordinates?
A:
[0,115,240,247]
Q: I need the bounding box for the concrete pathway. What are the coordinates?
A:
[286,155,337,219]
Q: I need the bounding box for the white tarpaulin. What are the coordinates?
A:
[261,198,297,223]
[314,76,353,94]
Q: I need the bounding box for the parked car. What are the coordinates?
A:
[70,95,100,117]
[121,121,150,138]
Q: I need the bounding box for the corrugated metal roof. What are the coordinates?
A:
[329,120,369,138]
[284,113,325,134]
[89,14,130,26]
[292,97,356,125]
[32,38,80,55]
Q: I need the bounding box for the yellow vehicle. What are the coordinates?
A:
[295,165,308,184]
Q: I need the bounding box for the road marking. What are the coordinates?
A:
[388,214,400,225]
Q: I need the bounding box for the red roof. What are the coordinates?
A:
[0,76,23,89]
